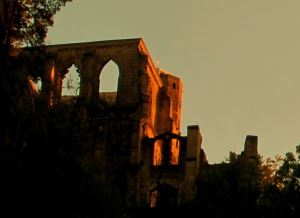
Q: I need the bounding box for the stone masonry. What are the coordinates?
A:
[23,38,204,207]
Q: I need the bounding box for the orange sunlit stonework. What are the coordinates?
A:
[50,66,55,83]
[28,77,38,93]
[153,140,163,166]
[170,138,180,165]
[49,66,56,106]
[152,138,180,166]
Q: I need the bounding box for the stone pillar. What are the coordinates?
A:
[182,125,202,203]
[186,125,202,171]
[244,135,258,158]
[78,73,92,101]
[78,56,102,103]
[41,60,54,107]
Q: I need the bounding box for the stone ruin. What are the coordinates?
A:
[21,38,258,208]
[22,38,205,207]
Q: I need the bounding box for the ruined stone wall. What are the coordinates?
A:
[23,38,199,208]
[45,39,144,107]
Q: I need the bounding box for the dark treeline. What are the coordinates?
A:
[190,151,300,218]
[0,1,127,217]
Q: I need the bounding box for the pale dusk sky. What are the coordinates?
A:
[48,0,300,163]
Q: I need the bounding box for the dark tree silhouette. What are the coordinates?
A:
[0,1,128,217]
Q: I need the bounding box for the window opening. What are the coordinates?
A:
[62,64,80,96]
[99,60,119,93]
[28,76,42,94]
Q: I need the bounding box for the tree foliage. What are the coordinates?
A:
[0,0,72,52]
[195,150,300,218]
[196,152,262,217]
[258,152,300,217]
[0,0,73,121]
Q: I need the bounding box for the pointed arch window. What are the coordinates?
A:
[62,64,80,96]
[99,60,119,93]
